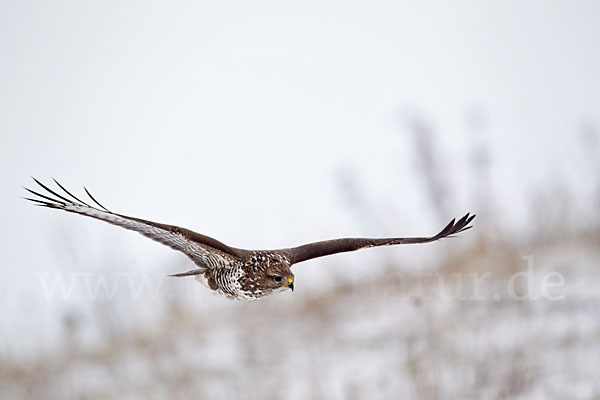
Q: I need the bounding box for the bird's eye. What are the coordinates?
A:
[274,276,283,283]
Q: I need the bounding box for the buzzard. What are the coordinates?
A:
[24,178,475,301]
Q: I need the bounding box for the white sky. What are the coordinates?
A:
[1,0,599,352]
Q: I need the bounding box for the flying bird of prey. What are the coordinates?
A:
[24,178,475,301]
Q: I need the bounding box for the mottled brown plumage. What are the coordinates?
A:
[24,178,475,301]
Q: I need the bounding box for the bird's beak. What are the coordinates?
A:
[287,278,294,292]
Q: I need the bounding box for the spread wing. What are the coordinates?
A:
[281,213,475,265]
[23,178,249,271]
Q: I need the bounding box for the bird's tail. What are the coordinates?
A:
[169,268,206,277]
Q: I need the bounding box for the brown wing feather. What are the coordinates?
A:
[281,213,475,265]
[118,214,249,260]
[24,178,250,268]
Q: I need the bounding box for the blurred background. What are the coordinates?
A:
[1,1,599,399]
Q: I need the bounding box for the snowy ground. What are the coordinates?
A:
[3,233,599,399]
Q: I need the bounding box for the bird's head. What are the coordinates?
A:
[239,253,295,298]
[263,257,295,293]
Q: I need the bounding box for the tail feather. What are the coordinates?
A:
[169,269,206,277]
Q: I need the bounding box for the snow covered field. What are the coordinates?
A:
[3,231,599,399]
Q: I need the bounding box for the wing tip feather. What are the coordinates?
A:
[84,186,111,212]
[438,212,475,239]
[24,178,112,214]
